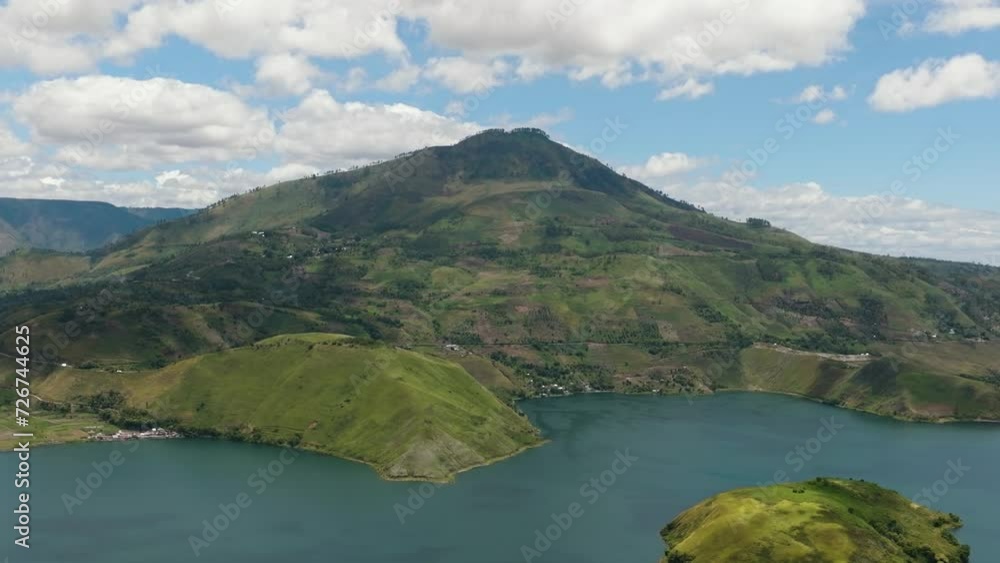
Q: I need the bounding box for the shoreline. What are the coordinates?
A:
[5,389,997,474]
[519,387,1000,425]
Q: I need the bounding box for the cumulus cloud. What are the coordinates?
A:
[404,0,866,88]
[869,53,1000,112]
[375,64,422,92]
[13,75,275,169]
[255,53,323,96]
[924,0,1000,33]
[487,108,575,129]
[812,108,837,124]
[1,0,865,95]
[621,152,709,180]
[0,155,318,208]
[0,0,138,74]
[662,180,1000,263]
[106,0,407,61]
[423,57,510,94]
[274,89,480,168]
[0,123,34,158]
[657,78,715,100]
[795,84,849,103]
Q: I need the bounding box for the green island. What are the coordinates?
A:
[2,128,999,480]
[661,478,971,563]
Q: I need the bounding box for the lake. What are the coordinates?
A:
[3,392,999,562]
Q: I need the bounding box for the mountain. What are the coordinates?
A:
[660,478,970,562]
[2,128,1000,475]
[0,197,195,255]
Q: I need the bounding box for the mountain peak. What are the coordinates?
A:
[454,127,554,145]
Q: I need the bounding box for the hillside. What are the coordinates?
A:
[660,478,970,563]
[0,197,194,255]
[25,334,541,481]
[1,128,999,427]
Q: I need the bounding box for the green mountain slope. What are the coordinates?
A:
[0,197,194,254]
[660,478,970,563]
[1,128,999,426]
[30,334,541,481]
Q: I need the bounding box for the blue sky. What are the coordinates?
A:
[0,0,997,261]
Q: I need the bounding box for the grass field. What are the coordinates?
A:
[29,333,542,481]
[0,407,117,450]
[737,345,1000,421]
[661,478,971,562]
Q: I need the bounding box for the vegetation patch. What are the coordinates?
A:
[661,478,971,563]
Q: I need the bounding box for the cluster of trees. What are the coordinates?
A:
[746,217,772,228]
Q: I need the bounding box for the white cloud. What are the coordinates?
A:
[795,84,849,103]
[0,0,138,74]
[0,156,34,179]
[274,89,481,168]
[0,157,327,208]
[925,0,1000,33]
[661,180,1000,263]
[657,78,715,100]
[869,53,1000,112]
[404,0,866,87]
[515,58,549,81]
[106,0,407,61]
[255,53,323,96]
[423,57,510,94]
[621,152,708,180]
[812,108,837,124]
[339,67,368,93]
[521,108,575,129]
[0,0,864,95]
[0,124,34,158]
[13,75,275,169]
[375,64,422,92]
[264,162,322,183]
[444,100,467,116]
[487,108,575,129]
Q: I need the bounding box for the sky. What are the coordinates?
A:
[0,0,997,263]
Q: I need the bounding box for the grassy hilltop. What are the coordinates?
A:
[661,478,971,563]
[21,334,540,481]
[1,128,1000,471]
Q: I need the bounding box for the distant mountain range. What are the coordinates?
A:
[0,197,195,254]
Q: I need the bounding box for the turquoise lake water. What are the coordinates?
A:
[3,392,999,562]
